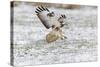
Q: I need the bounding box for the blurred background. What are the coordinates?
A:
[11,1,97,66]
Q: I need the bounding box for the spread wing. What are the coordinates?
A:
[35,5,66,29]
[35,5,55,29]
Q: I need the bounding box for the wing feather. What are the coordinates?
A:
[35,6,54,29]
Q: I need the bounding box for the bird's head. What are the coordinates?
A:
[58,14,67,27]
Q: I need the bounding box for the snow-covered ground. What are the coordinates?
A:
[13,3,97,66]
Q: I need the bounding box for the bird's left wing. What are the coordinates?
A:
[35,5,55,29]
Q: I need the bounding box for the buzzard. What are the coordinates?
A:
[35,5,67,43]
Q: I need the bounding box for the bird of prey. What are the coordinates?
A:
[35,5,67,43]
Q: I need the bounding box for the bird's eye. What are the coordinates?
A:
[61,14,66,18]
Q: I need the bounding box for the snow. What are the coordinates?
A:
[13,3,97,66]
